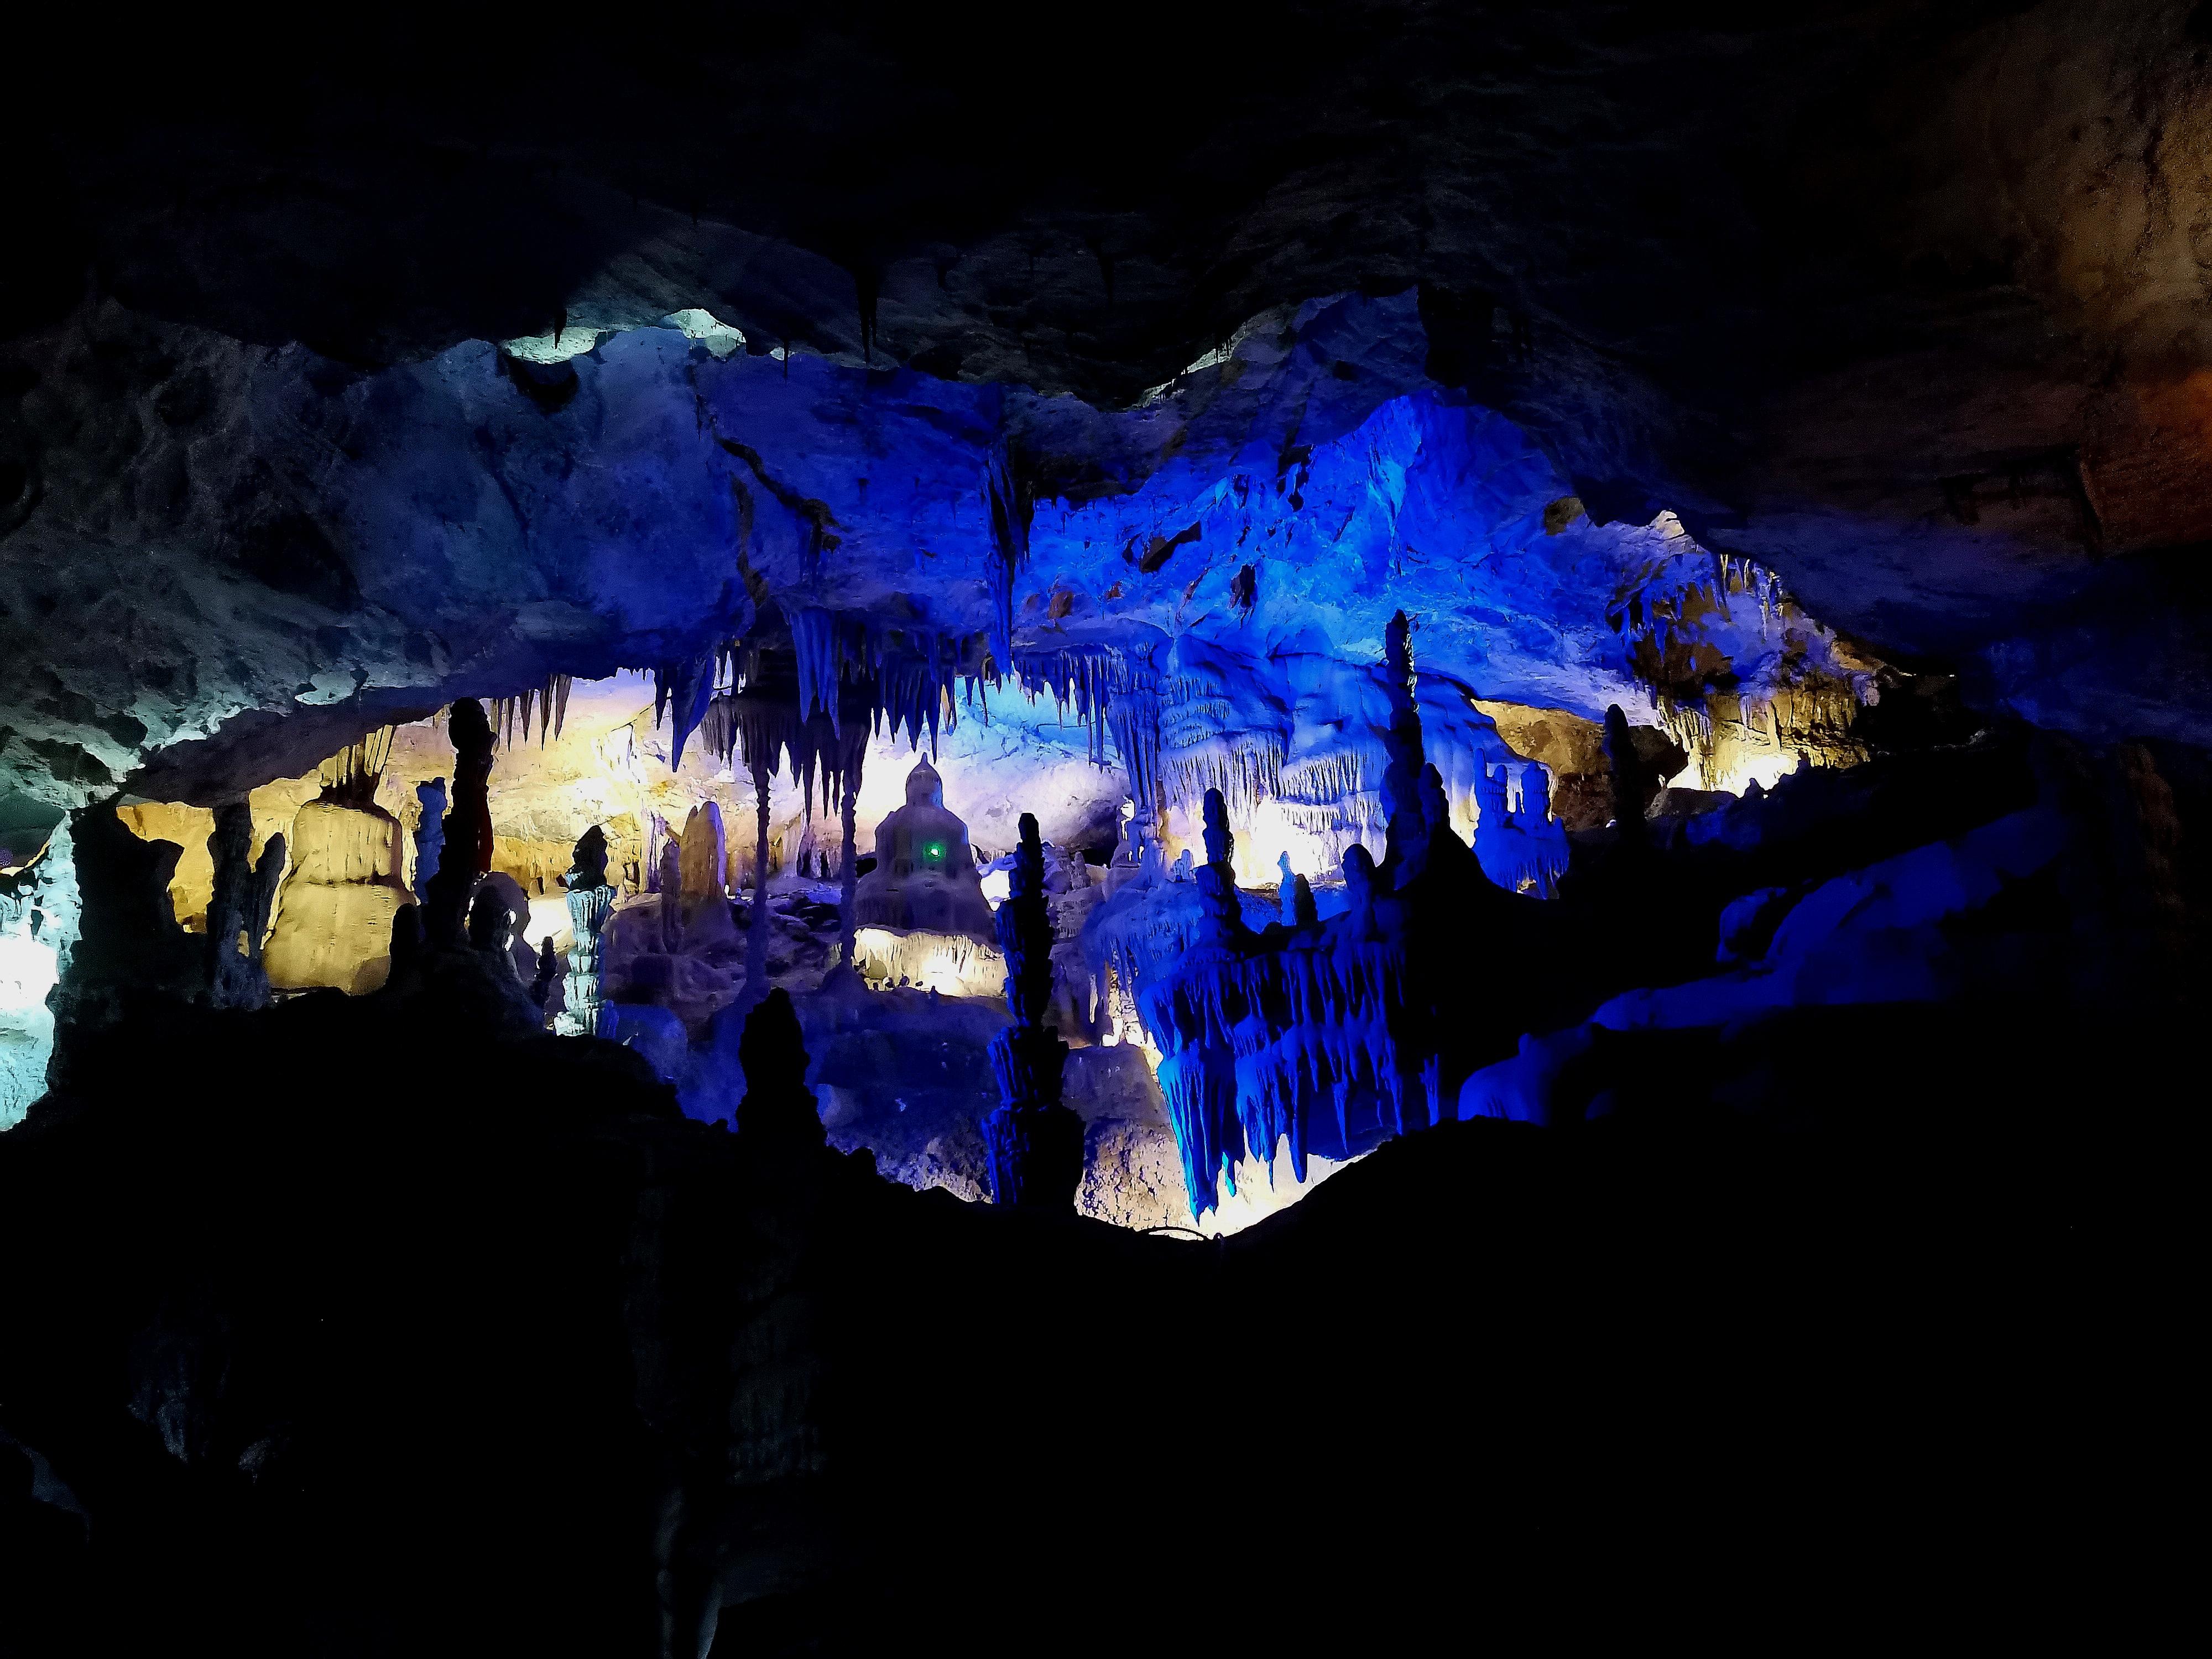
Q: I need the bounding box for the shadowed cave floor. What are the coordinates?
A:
[0,962,2166,1654]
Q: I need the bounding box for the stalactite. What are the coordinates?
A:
[1378,609,1428,878]
[665,654,716,771]
[791,607,842,735]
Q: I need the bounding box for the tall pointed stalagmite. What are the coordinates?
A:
[981,812,1083,1210]
[745,752,773,1002]
[837,728,865,970]
[424,699,495,946]
[1603,704,1648,846]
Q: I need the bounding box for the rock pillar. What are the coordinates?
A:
[558,826,614,1037]
[424,700,494,946]
[982,813,1082,1211]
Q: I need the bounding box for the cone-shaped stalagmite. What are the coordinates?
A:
[736,988,826,1152]
[981,813,1083,1210]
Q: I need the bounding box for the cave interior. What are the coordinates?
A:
[0,7,2198,1651]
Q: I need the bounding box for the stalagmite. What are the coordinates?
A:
[981,813,1082,1210]
[853,758,993,937]
[557,826,614,1037]
[202,802,275,1010]
[411,780,446,906]
[837,731,865,971]
[1603,705,1647,844]
[1378,610,1428,878]
[530,938,559,1009]
[679,802,728,900]
[467,884,517,970]
[734,987,825,1152]
[745,754,773,1002]
[424,699,495,947]
[659,840,684,952]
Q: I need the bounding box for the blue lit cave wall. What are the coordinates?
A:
[3,291,1902,1226]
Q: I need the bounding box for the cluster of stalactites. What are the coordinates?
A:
[1659,680,1872,790]
[1150,938,1413,1197]
[1608,546,1785,650]
[1014,642,1136,766]
[1276,752,1368,807]
[640,619,982,804]
[1127,617,1470,1215]
[1106,679,1162,830]
[1133,786,1422,1212]
[1608,541,1877,788]
[490,675,576,751]
[1162,742,1286,826]
[790,609,975,750]
[318,724,395,810]
[693,696,864,825]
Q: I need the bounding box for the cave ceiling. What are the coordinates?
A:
[7,0,2212,806]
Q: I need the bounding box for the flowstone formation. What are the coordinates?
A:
[981,814,1081,1211]
[262,801,413,996]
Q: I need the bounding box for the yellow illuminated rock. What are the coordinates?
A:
[262,801,416,995]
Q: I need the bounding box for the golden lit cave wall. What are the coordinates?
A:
[1653,682,1870,796]
[117,782,319,935]
[1472,701,1613,831]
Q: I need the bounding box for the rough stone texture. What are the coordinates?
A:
[0,822,76,1127]
[8,4,2212,814]
[261,802,415,995]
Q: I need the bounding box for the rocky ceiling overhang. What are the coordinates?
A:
[6,0,2212,806]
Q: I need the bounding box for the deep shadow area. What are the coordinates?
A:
[0,942,2170,1653]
